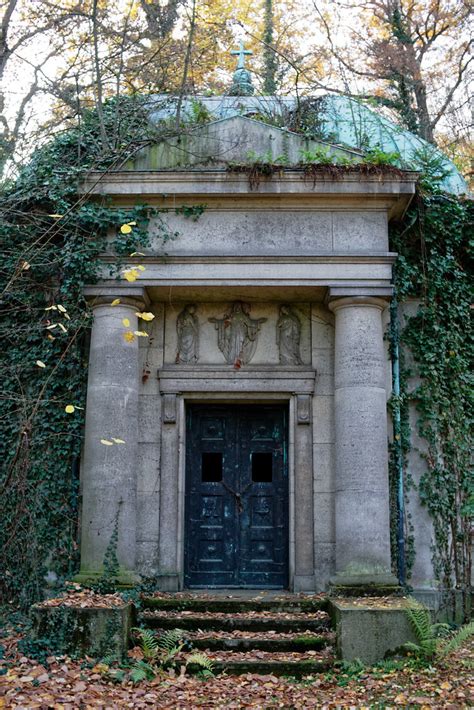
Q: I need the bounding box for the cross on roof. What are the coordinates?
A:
[230,40,252,70]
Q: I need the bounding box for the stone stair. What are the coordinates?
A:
[139,593,336,676]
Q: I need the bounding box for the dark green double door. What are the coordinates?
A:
[184,405,289,588]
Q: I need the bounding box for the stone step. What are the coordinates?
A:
[182,629,334,652]
[186,649,335,676]
[141,594,329,614]
[140,609,331,633]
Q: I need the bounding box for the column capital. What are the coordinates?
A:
[328,296,389,313]
[84,285,150,311]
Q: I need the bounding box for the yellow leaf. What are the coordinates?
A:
[58,323,67,333]
[123,331,135,343]
[47,334,55,341]
[137,265,146,271]
[120,224,132,234]
[100,439,113,446]
[123,268,139,282]
[440,682,452,691]
[65,405,75,413]
[46,323,58,330]
[122,318,130,327]
[134,330,149,337]
[64,313,71,320]
[45,305,57,311]
[57,304,67,313]
[112,438,125,444]
[136,311,155,321]
[130,251,145,256]
[127,221,137,226]
[21,260,31,270]
[36,360,46,368]
[48,214,64,218]
[111,298,121,306]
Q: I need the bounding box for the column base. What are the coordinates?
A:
[330,571,400,596]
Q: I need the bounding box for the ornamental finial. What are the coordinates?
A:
[228,40,254,96]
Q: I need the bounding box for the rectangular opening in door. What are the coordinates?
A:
[184,404,289,588]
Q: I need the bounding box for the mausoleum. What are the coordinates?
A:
[76,49,468,595]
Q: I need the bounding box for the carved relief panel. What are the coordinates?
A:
[164,302,311,366]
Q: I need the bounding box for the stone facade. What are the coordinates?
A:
[76,117,424,592]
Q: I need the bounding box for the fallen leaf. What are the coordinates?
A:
[100,439,113,446]
[36,360,46,368]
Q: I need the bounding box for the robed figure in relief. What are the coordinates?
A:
[176,304,199,363]
[277,305,302,365]
[209,301,267,366]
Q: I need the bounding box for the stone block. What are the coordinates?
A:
[314,492,335,543]
[149,210,334,256]
[138,396,161,443]
[137,491,160,541]
[311,305,334,349]
[31,602,134,660]
[313,442,335,491]
[136,443,160,494]
[332,211,388,251]
[312,396,334,444]
[329,597,417,663]
[314,543,335,590]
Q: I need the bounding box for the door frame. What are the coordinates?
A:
[157,366,316,592]
[183,402,290,588]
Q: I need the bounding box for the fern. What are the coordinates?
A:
[157,629,185,652]
[406,600,433,642]
[130,660,155,683]
[132,627,160,660]
[185,651,215,673]
[404,600,451,659]
[439,621,474,658]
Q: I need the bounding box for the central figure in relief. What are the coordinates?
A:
[209,302,267,366]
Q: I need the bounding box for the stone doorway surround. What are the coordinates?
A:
[157,369,316,592]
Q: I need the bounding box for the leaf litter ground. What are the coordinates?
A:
[1,629,472,708]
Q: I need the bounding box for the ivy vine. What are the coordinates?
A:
[0,96,203,609]
[390,181,473,616]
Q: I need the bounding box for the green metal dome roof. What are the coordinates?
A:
[147,93,468,194]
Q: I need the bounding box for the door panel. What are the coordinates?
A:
[185,405,288,588]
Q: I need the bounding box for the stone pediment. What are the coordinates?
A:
[125,115,360,171]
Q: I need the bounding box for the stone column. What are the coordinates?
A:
[78,289,148,584]
[328,296,398,588]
